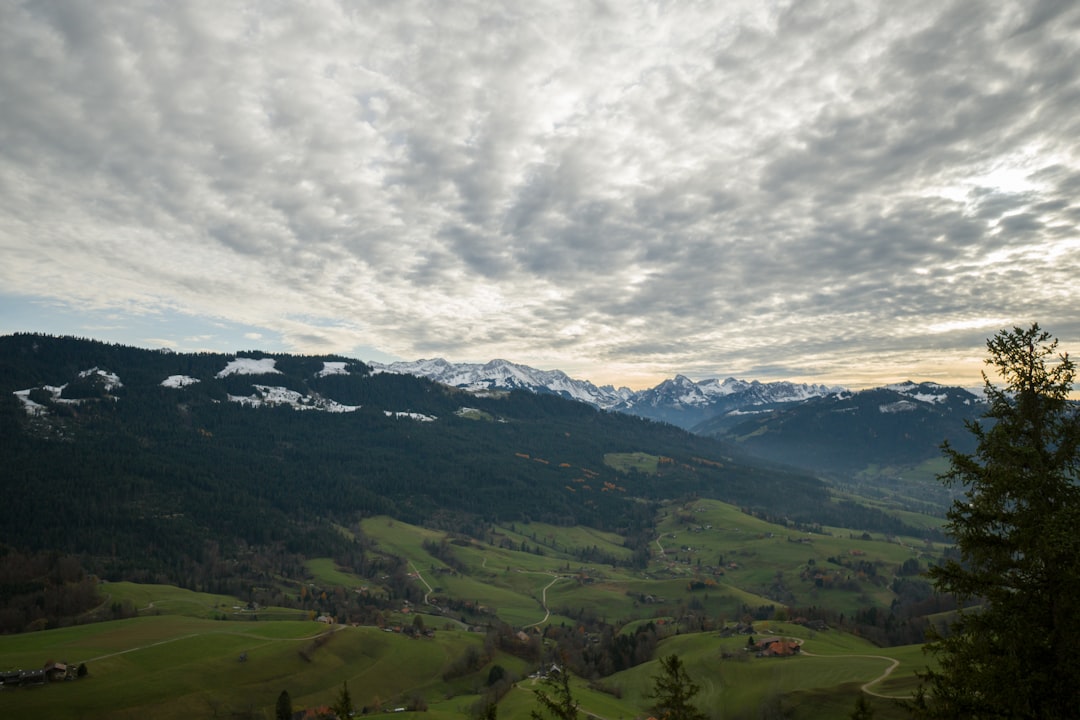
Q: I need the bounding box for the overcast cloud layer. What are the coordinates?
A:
[2,0,1078,388]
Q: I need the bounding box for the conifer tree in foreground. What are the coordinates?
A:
[333,681,354,719]
[275,689,292,720]
[530,665,578,720]
[914,324,1080,718]
[649,654,708,720]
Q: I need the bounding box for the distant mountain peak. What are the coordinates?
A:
[369,357,628,408]
[368,358,848,428]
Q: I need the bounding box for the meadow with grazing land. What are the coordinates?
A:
[1,496,943,719]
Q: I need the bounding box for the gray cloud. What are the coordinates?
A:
[1,0,1078,389]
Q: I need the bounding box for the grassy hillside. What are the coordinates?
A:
[0,616,490,719]
[0,611,931,719]
[609,627,928,720]
[0,500,947,718]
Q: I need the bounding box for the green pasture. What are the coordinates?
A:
[364,516,643,628]
[607,628,924,720]
[0,616,491,720]
[489,520,633,565]
[604,451,662,474]
[100,581,305,622]
[496,673,642,720]
[545,580,638,622]
[651,498,941,613]
[362,499,944,633]
[101,581,242,618]
[306,557,366,588]
[1,495,954,718]
[0,609,934,720]
[361,515,447,561]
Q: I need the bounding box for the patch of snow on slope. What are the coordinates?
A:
[879,401,918,413]
[216,358,281,378]
[48,385,83,404]
[162,375,200,388]
[80,367,122,390]
[13,389,48,416]
[908,392,948,404]
[228,385,360,412]
[12,383,92,415]
[384,411,437,422]
[884,381,948,404]
[317,362,349,377]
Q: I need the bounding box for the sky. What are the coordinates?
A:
[2,1,1078,391]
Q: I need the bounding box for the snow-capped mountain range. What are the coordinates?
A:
[370,358,846,430]
[370,358,636,408]
[610,374,847,429]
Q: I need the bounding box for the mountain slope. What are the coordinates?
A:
[5,334,892,583]
[370,358,984,482]
[693,381,984,477]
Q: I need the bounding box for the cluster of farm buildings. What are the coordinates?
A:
[1,661,80,688]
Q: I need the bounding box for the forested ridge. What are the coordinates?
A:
[1,334,920,601]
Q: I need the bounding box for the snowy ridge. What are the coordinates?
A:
[876,381,979,410]
[369,358,845,430]
[612,374,844,418]
[884,380,949,404]
[370,358,632,408]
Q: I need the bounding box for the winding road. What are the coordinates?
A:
[409,562,439,609]
[516,569,566,629]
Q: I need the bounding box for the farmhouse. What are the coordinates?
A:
[754,637,801,657]
[44,662,68,681]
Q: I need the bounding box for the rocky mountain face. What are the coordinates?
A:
[371,358,635,408]
[608,374,844,429]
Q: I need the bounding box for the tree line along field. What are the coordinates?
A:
[1,498,943,719]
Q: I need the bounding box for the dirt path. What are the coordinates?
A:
[799,648,905,699]
[515,570,565,629]
[409,562,438,608]
[860,656,902,698]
